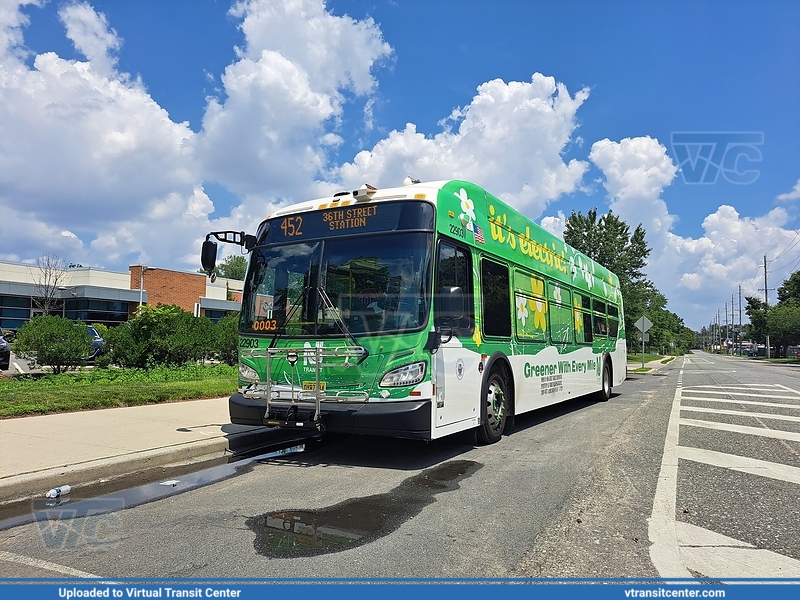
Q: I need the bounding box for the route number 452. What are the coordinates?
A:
[281,216,303,237]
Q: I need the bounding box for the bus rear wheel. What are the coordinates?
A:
[597,360,612,402]
[478,370,508,444]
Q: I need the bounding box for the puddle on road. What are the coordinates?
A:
[247,459,481,558]
[0,445,307,531]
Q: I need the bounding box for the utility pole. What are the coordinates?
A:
[738,286,743,356]
[764,254,770,359]
[725,302,729,355]
[732,293,736,355]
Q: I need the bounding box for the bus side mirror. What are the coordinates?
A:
[201,239,218,276]
[439,286,464,321]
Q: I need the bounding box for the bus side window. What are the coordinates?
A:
[548,281,573,345]
[481,258,511,337]
[608,303,619,338]
[575,293,593,343]
[436,240,474,334]
[593,315,608,337]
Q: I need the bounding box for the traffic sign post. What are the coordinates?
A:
[635,316,653,369]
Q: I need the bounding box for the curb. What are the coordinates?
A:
[0,426,283,504]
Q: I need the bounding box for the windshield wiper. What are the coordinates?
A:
[267,286,369,365]
[316,287,369,365]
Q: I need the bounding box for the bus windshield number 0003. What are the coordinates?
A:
[280,216,302,237]
[252,320,278,332]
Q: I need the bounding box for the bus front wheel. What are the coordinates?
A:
[478,370,509,444]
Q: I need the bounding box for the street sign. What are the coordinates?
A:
[635,315,652,370]
[635,316,653,332]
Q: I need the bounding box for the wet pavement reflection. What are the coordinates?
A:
[247,459,481,557]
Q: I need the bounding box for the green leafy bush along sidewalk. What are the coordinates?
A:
[0,364,238,418]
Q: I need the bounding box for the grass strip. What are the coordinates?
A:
[0,379,237,418]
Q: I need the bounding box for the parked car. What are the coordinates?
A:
[0,334,10,371]
[86,325,106,360]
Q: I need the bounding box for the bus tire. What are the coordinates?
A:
[478,369,509,444]
[597,359,612,402]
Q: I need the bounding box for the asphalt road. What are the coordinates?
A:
[1,354,798,580]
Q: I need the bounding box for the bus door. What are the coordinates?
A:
[433,241,479,429]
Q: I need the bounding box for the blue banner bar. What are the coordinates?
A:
[1,581,799,600]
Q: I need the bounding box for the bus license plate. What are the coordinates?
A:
[302,381,326,391]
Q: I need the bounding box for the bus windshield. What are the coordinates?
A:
[241,232,433,337]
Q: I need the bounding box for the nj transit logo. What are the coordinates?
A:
[671,132,763,185]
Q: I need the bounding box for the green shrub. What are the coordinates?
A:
[12,316,93,374]
[214,313,239,366]
[107,304,214,368]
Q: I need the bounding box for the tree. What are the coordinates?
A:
[777,271,800,307]
[200,254,248,280]
[31,254,68,316]
[744,296,767,342]
[767,304,800,349]
[12,316,92,374]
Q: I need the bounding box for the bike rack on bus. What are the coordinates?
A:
[239,346,369,431]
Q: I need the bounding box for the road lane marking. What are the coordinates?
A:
[685,358,714,365]
[677,446,800,485]
[648,367,692,579]
[680,418,800,442]
[680,396,800,410]
[0,550,102,578]
[680,405,800,423]
[675,522,800,578]
[680,390,800,401]
[686,384,792,389]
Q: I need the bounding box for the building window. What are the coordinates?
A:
[64,299,129,326]
[204,309,227,324]
[0,295,31,329]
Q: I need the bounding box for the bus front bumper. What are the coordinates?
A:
[229,392,432,440]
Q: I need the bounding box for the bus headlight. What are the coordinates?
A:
[379,362,426,388]
[239,362,259,382]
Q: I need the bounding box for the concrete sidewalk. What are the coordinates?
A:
[0,397,285,504]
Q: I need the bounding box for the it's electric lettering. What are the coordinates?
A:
[323,205,378,231]
[487,204,569,275]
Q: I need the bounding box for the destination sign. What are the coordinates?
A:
[259,201,434,244]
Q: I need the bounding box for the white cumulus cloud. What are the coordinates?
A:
[59,1,121,77]
[776,178,800,202]
[334,74,590,218]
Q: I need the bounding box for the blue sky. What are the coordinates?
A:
[1,0,799,330]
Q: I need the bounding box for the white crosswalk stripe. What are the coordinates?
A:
[649,364,800,579]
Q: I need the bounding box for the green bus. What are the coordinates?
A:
[201,179,626,444]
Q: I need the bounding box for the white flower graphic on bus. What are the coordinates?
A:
[454,188,476,229]
[516,295,529,326]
